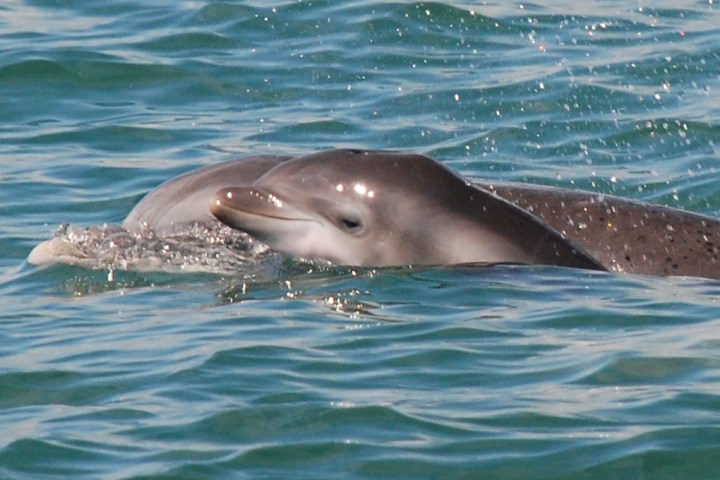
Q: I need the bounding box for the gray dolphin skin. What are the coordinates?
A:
[211,149,720,279]
[211,150,603,270]
[27,154,290,267]
[478,182,720,278]
[29,148,720,279]
[123,154,291,235]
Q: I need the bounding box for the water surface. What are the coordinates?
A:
[2,1,720,478]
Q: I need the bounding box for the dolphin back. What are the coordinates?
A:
[482,181,720,279]
[123,155,290,235]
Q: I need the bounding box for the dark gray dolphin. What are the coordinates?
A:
[479,182,720,278]
[210,150,604,270]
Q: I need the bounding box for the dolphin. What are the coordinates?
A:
[28,149,720,279]
[478,181,720,278]
[27,154,290,267]
[210,149,604,270]
[123,154,291,235]
[211,149,720,279]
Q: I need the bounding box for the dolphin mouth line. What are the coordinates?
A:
[212,197,316,224]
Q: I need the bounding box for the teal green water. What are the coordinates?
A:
[3,1,720,478]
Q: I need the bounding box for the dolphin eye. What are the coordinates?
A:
[339,216,363,233]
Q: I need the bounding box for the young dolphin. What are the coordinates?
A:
[210,149,604,270]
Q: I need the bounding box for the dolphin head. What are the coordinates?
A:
[211,149,604,269]
[211,150,436,265]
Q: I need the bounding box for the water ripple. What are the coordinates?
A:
[3,0,720,478]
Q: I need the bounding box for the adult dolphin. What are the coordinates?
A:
[123,154,291,235]
[210,149,604,270]
[478,181,720,278]
[27,154,290,267]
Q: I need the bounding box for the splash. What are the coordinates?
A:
[28,222,278,275]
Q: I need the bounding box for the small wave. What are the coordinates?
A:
[29,222,278,276]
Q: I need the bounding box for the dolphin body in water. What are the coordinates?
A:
[210,150,602,270]
[123,154,290,235]
[26,155,291,270]
[29,149,720,279]
[477,181,720,278]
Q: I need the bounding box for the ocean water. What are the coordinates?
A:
[3,0,720,478]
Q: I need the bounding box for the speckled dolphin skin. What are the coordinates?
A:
[479,182,720,278]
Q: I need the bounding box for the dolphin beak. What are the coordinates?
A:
[211,187,311,231]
